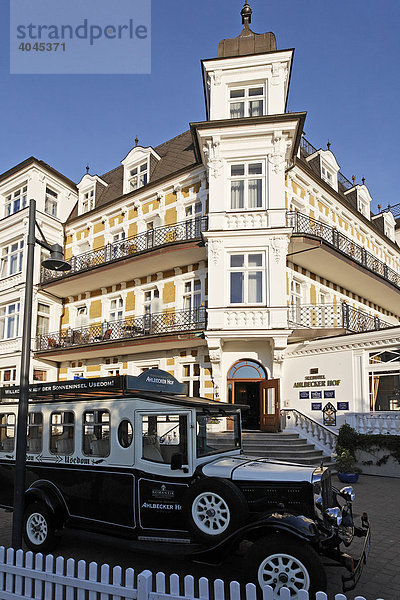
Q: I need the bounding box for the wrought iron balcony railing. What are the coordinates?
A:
[287,211,400,290]
[36,307,206,352]
[289,303,392,333]
[41,217,208,284]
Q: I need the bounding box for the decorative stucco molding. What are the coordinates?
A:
[224,310,270,329]
[225,212,269,230]
[208,239,223,265]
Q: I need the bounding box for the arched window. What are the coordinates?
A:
[228,360,266,380]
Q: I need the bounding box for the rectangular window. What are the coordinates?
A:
[5,185,27,217]
[37,303,50,336]
[129,161,148,190]
[33,369,47,382]
[1,368,17,386]
[183,280,201,312]
[230,162,264,210]
[229,253,264,304]
[110,297,124,322]
[142,414,188,464]
[83,410,110,457]
[82,189,95,213]
[27,412,43,453]
[0,302,20,339]
[1,240,24,279]
[50,411,74,455]
[229,86,264,119]
[182,363,201,397]
[0,413,15,452]
[44,187,58,217]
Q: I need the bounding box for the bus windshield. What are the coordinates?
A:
[196,412,241,457]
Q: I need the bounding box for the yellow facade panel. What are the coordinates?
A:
[93,222,105,234]
[90,300,102,319]
[165,207,177,226]
[126,291,135,312]
[93,235,105,251]
[165,192,176,206]
[163,282,176,304]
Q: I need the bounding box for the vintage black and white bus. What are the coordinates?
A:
[0,370,370,599]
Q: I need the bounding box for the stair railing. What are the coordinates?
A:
[280,409,338,455]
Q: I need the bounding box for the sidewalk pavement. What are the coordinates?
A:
[0,474,398,600]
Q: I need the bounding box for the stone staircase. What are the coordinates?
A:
[242,431,332,466]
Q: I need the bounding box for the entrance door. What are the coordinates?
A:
[260,379,280,432]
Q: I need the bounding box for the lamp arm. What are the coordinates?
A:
[35,219,53,251]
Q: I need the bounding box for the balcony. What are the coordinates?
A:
[35,307,207,361]
[289,303,392,342]
[40,217,208,297]
[287,212,400,312]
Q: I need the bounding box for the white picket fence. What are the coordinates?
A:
[0,546,384,600]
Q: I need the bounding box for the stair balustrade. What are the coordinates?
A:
[281,409,337,455]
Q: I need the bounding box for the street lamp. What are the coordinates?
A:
[11,199,71,549]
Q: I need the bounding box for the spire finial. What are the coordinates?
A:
[327,140,331,151]
[241,2,252,28]
[362,177,365,186]
[135,136,139,147]
[86,164,90,174]
[352,175,356,186]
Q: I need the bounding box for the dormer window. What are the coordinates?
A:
[358,198,369,218]
[82,189,95,213]
[321,165,334,186]
[45,187,58,217]
[129,161,148,191]
[5,184,27,217]
[229,86,264,119]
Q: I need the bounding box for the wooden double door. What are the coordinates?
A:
[231,379,280,432]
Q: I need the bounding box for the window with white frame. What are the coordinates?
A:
[229,86,264,118]
[230,162,264,210]
[0,240,24,278]
[185,202,202,219]
[36,303,50,336]
[0,302,20,339]
[182,363,200,397]
[75,305,88,328]
[229,253,264,304]
[183,279,201,312]
[5,184,27,217]
[44,187,58,217]
[289,279,302,324]
[0,368,17,386]
[129,161,148,190]
[82,189,95,213]
[33,369,47,382]
[321,164,335,187]
[109,297,124,322]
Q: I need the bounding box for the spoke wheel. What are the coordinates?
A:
[192,492,230,535]
[184,478,248,543]
[23,502,60,552]
[26,512,48,545]
[257,553,310,597]
[245,533,327,599]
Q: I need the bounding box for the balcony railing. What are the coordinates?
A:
[41,217,208,284]
[287,211,400,290]
[289,303,392,333]
[36,307,206,352]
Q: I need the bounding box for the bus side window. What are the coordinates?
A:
[118,419,133,448]
[50,411,74,455]
[83,410,110,457]
[27,412,43,453]
[0,413,15,452]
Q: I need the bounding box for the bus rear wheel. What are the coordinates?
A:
[23,502,60,553]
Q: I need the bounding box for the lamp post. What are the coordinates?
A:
[11,199,71,549]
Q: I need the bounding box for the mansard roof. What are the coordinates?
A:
[67,130,198,223]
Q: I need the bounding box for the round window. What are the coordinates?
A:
[118,419,133,448]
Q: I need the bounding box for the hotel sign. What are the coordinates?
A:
[293,373,341,388]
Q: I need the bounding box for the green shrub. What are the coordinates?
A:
[336,424,400,466]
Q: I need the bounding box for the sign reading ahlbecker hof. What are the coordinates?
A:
[293,373,341,388]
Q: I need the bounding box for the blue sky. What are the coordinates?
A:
[0,0,399,212]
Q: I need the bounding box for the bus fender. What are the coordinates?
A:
[25,481,67,528]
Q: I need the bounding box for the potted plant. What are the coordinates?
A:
[334,447,361,483]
